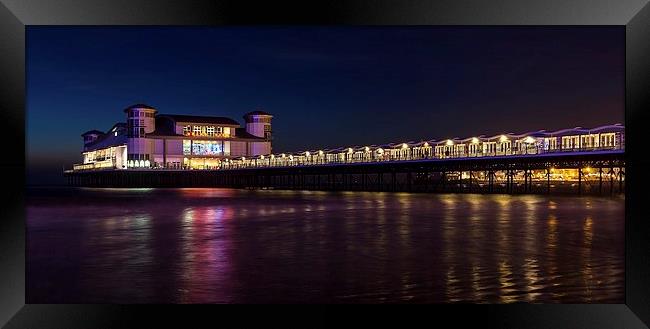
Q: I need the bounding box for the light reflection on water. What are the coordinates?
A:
[27,187,624,303]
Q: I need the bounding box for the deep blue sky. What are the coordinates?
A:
[27,27,624,185]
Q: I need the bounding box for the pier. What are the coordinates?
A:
[65,149,624,194]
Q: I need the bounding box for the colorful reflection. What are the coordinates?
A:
[27,188,624,303]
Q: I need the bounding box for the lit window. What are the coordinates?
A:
[183,126,191,136]
[183,140,191,155]
[193,126,201,135]
[207,126,215,136]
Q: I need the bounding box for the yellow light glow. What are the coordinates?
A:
[365,146,370,152]
[377,148,384,154]
[471,137,479,144]
[500,135,509,142]
[402,143,408,149]
[260,155,265,159]
[270,154,275,159]
[584,167,591,173]
[242,157,246,161]
[281,153,286,158]
[348,148,353,153]
[318,150,323,156]
[446,139,454,146]
[524,136,535,143]
[423,142,429,147]
[305,151,310,157]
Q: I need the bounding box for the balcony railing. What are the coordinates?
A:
[69,143,623,172]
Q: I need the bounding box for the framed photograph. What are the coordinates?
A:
[2,0,650,327]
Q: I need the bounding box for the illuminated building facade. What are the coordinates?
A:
[77,104,272,170]
[216,124,624,169]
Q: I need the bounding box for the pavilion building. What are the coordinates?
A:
[77,104,273,170]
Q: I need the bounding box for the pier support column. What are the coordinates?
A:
[609,167,614,195]
[619,167,624,193]
[407,171,412,192]
[424,168,430,192]
[599,167,603,195]
[578,167,582,195]
[441,171,446,192]
[488,170,494,193]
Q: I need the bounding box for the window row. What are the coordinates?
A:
[182,125,230,137]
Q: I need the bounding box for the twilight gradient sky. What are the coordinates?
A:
[27,27,624,185]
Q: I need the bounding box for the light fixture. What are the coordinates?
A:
[348,148,353,153]
[471,137,479,144]
[305,151,310,157]
[318,150,323,156]
[446,139,454,146]
[402,143,408,149]
[365,146,370,152]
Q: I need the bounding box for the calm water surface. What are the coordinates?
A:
[26,187,624,303]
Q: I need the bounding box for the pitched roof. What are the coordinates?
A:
[81,130,105,136]
[85,131,127,151]
[157,114,240,126]
[235,128,265,140]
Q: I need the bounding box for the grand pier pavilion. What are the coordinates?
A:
[76,104,273,171]
[68,104,624,193]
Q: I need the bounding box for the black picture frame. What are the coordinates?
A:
[2,0,650,327]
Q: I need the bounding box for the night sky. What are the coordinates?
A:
[27,27,624,185]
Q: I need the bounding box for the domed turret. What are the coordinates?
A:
[124,104,157,136]
[124,103,158,167]
[243,110,273,140]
